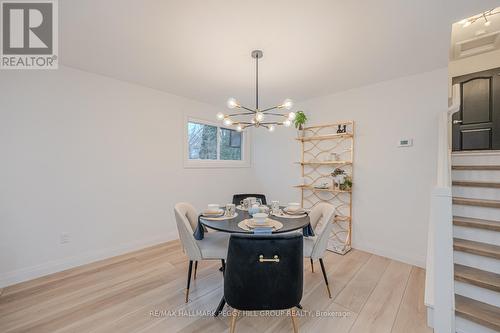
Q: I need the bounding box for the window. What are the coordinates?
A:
[184,118,250,168]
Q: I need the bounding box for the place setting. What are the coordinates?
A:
[270,201,308,218]
[237,212,284,233]
[200,203,238,220]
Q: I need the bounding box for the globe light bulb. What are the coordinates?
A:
[282,99,294,110]
[255,112,264,122]
[227,97,239,109]
[463,21,471,27]
[288,112,296,120]
[223,118,233,126]
[236,124,243,132]
[458,19,467,25]
[216,112,225,120]
[268,124,276,132]
[485,20,491,27]
[283,119,291,127]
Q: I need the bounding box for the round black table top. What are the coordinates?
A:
[199,208,310,234]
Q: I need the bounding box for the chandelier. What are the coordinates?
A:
[216,50,296,132]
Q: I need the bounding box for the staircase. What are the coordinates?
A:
[451,151,500,333]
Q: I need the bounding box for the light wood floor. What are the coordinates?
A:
[0,240,432,333]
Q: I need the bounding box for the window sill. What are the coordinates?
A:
[183,160,251,169]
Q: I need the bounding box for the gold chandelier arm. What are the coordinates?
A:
[239,105,257,113]
[264,112,288,117]
[261,106,279,113]
[228,112,255,116]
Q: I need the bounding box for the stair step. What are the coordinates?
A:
[454,216,500,232]
[455,295,500,332]
[454,238,500,259]
[452,165,500,171]
[455,264,500,292]
[453,180,500,188]
[453,197,500,209]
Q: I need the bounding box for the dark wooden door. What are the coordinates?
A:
[452,67,500,151]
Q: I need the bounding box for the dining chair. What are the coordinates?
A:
[303,202,336,298]
[223,233,303,333]
[174,202,230,303]
[232,193,267,205]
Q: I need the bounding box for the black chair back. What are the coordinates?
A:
[224,234,303,311]
[232,194,267,205]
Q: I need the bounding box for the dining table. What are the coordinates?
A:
[193,205,315,317]
[193,206,315,240]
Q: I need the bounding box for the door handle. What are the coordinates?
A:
[453,120,463,125]
[259,255,280,263]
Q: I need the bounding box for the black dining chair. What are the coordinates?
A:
[232,193,267,205]
[221,233,303,333]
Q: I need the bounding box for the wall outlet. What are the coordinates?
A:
[60,232,70,244]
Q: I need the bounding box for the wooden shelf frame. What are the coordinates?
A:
[294,185,352,193]
[295,160,352,166]
[296,121,354,255]
[296,133,353,142]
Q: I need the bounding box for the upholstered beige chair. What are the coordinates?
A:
[303,202,336,298]
[174,202,230,302]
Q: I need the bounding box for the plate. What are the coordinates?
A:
[283,207,306,215]
[271,211,307,219]
[201,209,224,217]
[201,212,239,221]
[238,219,283,231]
[246,218,274,228]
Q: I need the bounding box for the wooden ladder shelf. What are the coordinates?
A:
[296,121,354,255]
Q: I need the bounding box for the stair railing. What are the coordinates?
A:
[424,84,460,333]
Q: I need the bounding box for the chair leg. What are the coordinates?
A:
[318,258,332,299]
[221,259,226,276]
[214,297,225,317]
[310,258,314,273]
[194,261,198,280]
[185,260,193,303]
[290,308,299,333]
[219,259,226,272]
[230,309,239,333]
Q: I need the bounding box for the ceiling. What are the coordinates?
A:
[59,0,499,108]
[451,7,500,60]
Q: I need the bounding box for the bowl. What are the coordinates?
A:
[253,213,268,224]
[207,204,219,211]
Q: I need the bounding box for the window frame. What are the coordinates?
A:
[183,116,251,168]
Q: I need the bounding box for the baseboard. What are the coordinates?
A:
[352,243,426,268]
[0,231,179,288]
[426,306,434,328]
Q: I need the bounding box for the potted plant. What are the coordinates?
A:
[294,111,307,130]
[339,175,352,191]
[331,168,346,190]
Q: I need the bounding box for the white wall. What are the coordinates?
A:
[0,64,451,285]
[254,68,449,267]
[0,66,259,287]
[449,49,500,78]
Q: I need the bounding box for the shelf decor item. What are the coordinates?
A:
[215,50,297,132]
[295,121,354,255]
[331,167,346,190]
[294,111,308,130]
